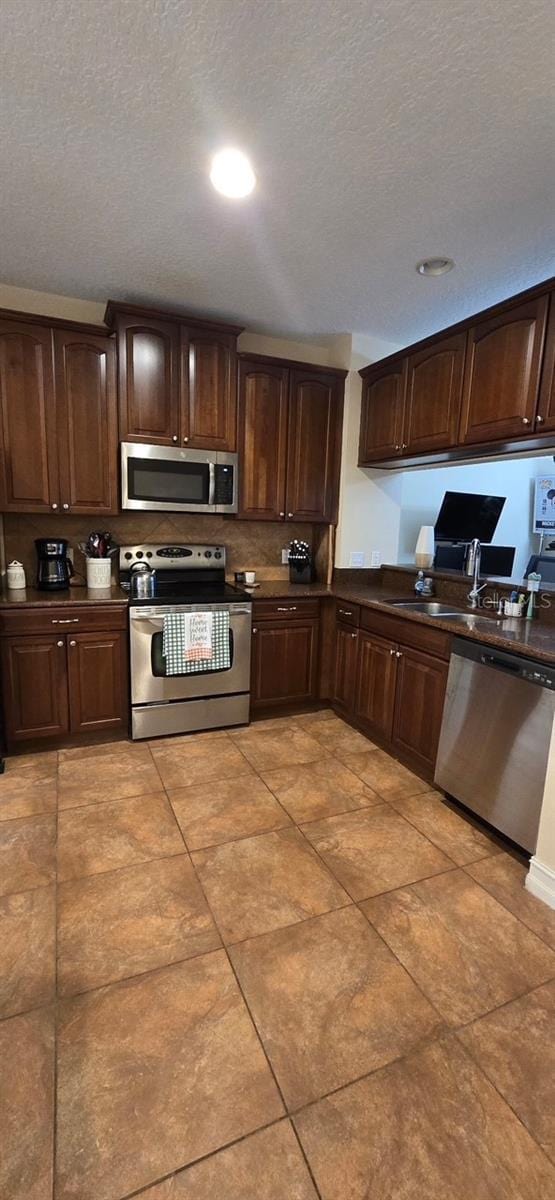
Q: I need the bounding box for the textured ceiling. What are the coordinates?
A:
[0,0,554,345]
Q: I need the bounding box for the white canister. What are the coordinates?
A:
[86,558,112,590]
[7,560,26,589]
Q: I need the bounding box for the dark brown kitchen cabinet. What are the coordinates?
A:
[332,623,359,712]
[0,604,129,748]
[251,618,319,709]
[0,320,58,512]
[115,314,180,445]
[182,329,238,450]
[1,635,69,741]
[404,333,466,453]
[287,369,344,522]
[54,330,118,514]
[459,294,549,445]
[358,278,555,467]
[391,646,448,774]
[67,630,128,734]
[237,354,346,524]
[332,604,450,781]
[107,302,243,452]
[537,293,555,431]
[354,630,397,739]
[237,359,289,520]
[358,359,406,464]
[0,315,117,515]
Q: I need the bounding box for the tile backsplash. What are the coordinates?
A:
[3,513,328,585]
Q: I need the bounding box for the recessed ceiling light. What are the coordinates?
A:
[209,147,256,198]
[416,257,455,277]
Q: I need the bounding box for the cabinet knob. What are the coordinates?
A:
[522,417,531,425]
[351,632,357,639]
[62,503,69,511]
[57,640,64,647]
[402,443,408,450]
[288,512,294,518]
[69,640,77,647]
[252,627,257,634]
[394,444,400,451]
[536,414,545,425]
[183,437,189,444]
[172,435,178,442]
[396,650,403,658]
[280,512,285,518]
[51,502,58,510]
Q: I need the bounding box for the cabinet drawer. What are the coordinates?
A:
[252,598,320,621]
[0,604,128,637]
[359,606,451,660]
[334,600,360,627]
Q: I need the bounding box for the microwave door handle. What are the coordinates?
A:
[208,462,216,507]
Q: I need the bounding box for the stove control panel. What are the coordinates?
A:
[119,544,226,570]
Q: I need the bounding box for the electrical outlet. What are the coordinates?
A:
[349,551,365,568]
[370,550,381,568]
[281,548,290,564]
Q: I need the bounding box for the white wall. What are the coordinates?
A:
[398,455,551,580]
[335,333,404,569]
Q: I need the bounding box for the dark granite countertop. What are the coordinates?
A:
[0,585,129,608]
[251,580,555,665]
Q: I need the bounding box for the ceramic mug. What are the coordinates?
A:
[244,571,256,585]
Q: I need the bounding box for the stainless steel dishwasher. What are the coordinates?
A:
[435,637,555,853]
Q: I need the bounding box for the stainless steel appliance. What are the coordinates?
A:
[35,538,74,591]
[435,637,555,852]
[122,543,251,740]
[120,442,238,514]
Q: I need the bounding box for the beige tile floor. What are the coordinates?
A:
[1,710,554,1200]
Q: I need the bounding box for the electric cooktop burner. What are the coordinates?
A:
[119,543,252,607]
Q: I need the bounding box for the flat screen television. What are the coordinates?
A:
[434,491,506,544]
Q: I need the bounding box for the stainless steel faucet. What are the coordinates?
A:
[466,538,486,608]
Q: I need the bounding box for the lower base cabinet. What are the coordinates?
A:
[0,606,129,746]
[333,604,449,779]
[251,600,320,711]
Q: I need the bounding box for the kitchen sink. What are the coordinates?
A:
[386,600,492,625]
[387,600,467,616]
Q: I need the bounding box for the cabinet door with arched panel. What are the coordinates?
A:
[0,320,58,511]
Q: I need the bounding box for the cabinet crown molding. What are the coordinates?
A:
[238,350,348,378]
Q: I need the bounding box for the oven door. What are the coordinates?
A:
[130,603,252,704]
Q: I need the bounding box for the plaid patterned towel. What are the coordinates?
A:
[162,611,231,676]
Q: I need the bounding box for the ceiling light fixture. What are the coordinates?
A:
[209,147,256,198]
[416,257,455,277]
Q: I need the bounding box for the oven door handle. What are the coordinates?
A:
[208,462,216,507]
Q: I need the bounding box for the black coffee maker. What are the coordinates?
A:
[35,539,74,591]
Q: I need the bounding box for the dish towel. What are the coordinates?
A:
[162,611,231,676]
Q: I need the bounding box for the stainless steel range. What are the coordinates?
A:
[121,543,252,740]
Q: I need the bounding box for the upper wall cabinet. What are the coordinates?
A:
[106,302,243,452]
[54,330,118,515]
[404,332,466,454]
[358,359,406,463]
[537,295,555,432]
[358,280,553,468]
[0,320,57,511]
[237,358,289,520]
[459,295,549,445]
[0,316,117,515]
[115,315,180,445]
[237,355,346,524]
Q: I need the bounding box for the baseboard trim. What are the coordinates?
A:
[525,856,555,911]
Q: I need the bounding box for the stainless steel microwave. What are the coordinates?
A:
[120,443,238,514]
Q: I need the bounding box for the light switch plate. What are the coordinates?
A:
[281,548,290,564]
[349,551,365,568]
[370,550,381,568]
